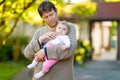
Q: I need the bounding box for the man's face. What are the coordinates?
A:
[42,9,58,28]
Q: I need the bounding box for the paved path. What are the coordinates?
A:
[12,60,120,80]
[74,60,120,80]
[12,68,33,80]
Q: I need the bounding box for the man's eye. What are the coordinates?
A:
[45,17,48,19]
[50,14,53,16]
[43,16,48,19]
[49,13,54,16]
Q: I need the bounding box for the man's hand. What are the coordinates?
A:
[61,45,68,50]
[34,49,45,61]
[39,32,57,43]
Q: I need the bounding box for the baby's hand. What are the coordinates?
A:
[61,45,68,50]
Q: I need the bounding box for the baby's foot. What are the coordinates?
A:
[27,61,38,69]
[35,71,45,79]
[27,64,36,69]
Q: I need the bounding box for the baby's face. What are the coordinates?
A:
[56,24,69,35]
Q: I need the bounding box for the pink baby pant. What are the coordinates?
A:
[42,41,58,73]
[42,57,58,73]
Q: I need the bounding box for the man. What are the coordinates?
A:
[24,1,77,80]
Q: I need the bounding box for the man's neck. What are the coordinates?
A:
[48,26,56,31]
[48,20,60,31]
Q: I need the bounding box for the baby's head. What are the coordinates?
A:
[56,21,70,35]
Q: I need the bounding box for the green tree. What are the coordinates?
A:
[59,1,97,21]
[0,0,36,45]
[71,2,97,17]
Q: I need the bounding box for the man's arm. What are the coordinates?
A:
[23,29,42,60]
[23,27,57,60]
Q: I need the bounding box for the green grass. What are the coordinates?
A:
[0,61,28,80]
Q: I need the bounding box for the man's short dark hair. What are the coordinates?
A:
[38,1,57,17]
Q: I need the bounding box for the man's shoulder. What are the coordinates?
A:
[61,20,75,27]
[36,26,47,31]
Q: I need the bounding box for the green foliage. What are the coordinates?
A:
[93,0,120,2]
[0,0,35,28]
[0,0,36,45]
[105,0,120,2]
[0,0,65,31]
[22,2,43,26]
[0,36,29,62]
[74,39,93,65]
[111,21,117,35]
[0,44,13,61]
[0,61,28,80]
[71,2,97,18]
